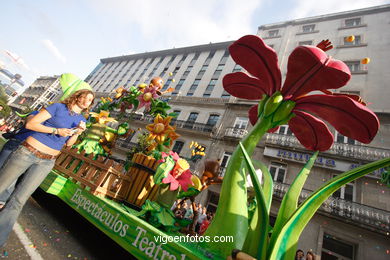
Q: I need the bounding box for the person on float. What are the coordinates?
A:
[0,110,39,209]
[0,80,94,246]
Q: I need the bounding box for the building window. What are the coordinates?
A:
[344,61,363,73]
[206,191,219,213]
[171,110,180,124]
[234,117,248,129]
[321,233,356,260]
[335,132,356,145]
[298,40,313,46]
[189,52,200,66]
[203,79,217,97]
[268,29,279,37]
[204,51,216,65]
[187,112,198,122]
[177,55,187,66]
[187,79,200,96]
[269,162,286,183]
[221,90,231,98]
[184,112,198,129]
[344,17,361,27]
[332,179,355,202]
[302,24,315,33]
[172,141,184,154]
[162,78,172,91]
[220,50,230,64]
[174,79,185,91]
[343,35,361,46]
[277,125,293,135]
[232,64,242,72]
[206,114,219,130]
[219,152,232,177]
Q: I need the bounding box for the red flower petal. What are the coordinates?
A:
[229,35,281,93]
[176,170,194,191]
[289,110,334,151]
[162,174,180,191]
[249,105,259,125]
[282,46,350,99]
[223,72,271,99]
[295,95,379,144]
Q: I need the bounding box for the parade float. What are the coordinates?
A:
[39,35,390,260]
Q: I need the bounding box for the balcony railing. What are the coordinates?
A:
[273,182,390,234]
[174,120,215,133]
[224,127,248,139]
[265,132,390,161]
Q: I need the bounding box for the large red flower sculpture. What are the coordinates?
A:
[223,35,379,151]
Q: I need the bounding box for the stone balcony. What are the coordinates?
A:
[265,132,390,162]
[224,127,248,139]
[273,182,390,235]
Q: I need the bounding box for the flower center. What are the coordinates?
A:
[153,123,165,134]
[172,158,190,178]
[143,92,152,102]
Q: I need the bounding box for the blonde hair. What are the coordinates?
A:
[61,89,95,114]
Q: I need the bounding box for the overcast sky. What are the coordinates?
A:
[1,0,388,90]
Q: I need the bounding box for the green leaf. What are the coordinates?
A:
[154,156,175,184]
[204,115,272,256]
[152,207,176,226]
[177,187,200,199]
[268,151,318,255]
[239,142,268,260]
[268,157,390,260]
[253,160,273,214]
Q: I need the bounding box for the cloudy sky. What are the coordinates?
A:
[1,0,388,90]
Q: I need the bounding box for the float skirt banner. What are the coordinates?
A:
[40,171,224,260]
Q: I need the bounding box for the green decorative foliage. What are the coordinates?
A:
[154,156,175,185]
[268,158,390,260]
[269,151,318,254]
[239,142,268,260]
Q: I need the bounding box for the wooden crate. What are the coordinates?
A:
[54,147,130,201]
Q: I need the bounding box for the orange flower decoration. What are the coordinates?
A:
[146,114,176,144]
[115,87,128,99]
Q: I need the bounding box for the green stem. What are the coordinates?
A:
[204,116,272,256]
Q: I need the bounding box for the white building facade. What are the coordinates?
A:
[85,5,390,260]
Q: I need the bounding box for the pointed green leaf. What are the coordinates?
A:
[269,151,318,254]
[253,160,273,214]
[154,156,175,184]
[268,158,390,260]
[239,142,268,260]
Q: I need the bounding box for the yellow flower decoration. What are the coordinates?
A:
[146,114,175,144]
[89,110,117,124]
[114,87,127,99]
[167,127,180,145]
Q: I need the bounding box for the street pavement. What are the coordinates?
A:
[1,188,136,260]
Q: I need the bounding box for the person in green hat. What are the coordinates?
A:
[0,73,94,247]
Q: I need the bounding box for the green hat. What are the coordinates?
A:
[59,73,93,101]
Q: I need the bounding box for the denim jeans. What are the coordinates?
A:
[0,139,22,204]
[0,145,55,247]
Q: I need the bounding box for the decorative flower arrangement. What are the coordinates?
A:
[201,35,390,260]
[154,151,194,192]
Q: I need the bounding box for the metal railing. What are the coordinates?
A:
[265,132,390,161]
[173,120,215,133]
[224,127,248,138]
[273,182,390,233]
